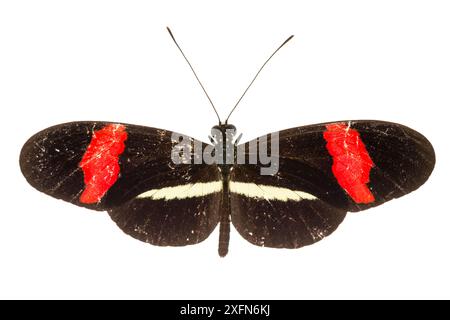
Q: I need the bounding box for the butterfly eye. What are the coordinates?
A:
[225,125,236,133]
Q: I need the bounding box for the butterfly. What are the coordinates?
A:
[19,28,435,257]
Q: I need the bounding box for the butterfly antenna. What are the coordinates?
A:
[225,34,294,124]
[167,27,222,124]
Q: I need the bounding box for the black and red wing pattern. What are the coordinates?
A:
[20,121,221,246]
[274,120,435,212]
[20,122,107,211]
[230,120,435,249]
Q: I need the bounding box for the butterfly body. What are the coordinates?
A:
[211,123,237,256]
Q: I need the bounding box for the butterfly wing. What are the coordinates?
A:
[20,121,222,246]
[107,166,222,246]
[229,165,347,248]
[230,120,435,248]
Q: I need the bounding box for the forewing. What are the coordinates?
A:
[238,120,435,212]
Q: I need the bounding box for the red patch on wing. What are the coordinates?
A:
[79,124,128,204]
[323,123,375,204]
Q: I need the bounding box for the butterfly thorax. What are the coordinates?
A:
[210,124,238,177]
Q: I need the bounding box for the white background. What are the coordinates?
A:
[1,1,449,299]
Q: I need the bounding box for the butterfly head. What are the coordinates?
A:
[210,124,237,145]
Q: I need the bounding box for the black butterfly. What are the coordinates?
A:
[19,28,435,257]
